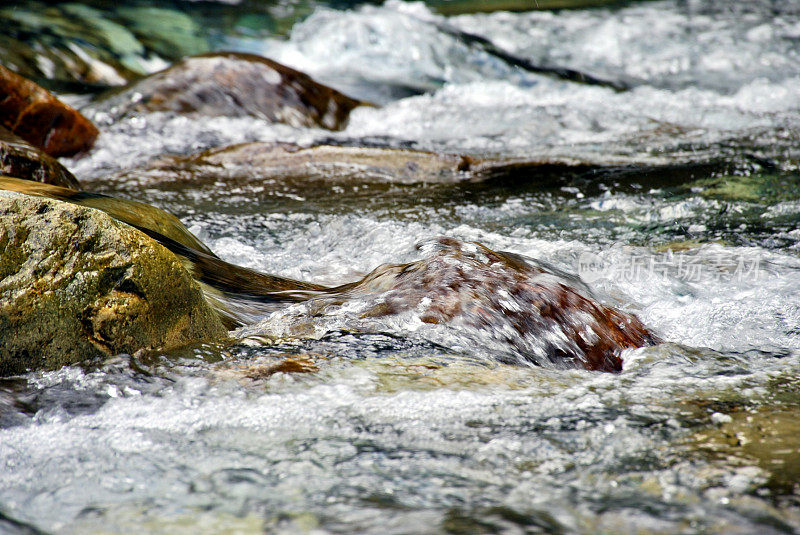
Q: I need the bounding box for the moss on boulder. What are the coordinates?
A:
[0,190,227,375]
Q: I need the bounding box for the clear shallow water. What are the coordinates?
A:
[3,0,800,533]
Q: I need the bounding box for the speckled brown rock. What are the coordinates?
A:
[0,126,81,188]
[0,190,227,376]
[233,237,659,372]
[0,64,99,157]
[331,238,659,372]
[95,52,364,130]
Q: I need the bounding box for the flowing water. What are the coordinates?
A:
[2,0,800,533]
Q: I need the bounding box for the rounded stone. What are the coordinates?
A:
[0,64,99,157]
[0,191,227,376]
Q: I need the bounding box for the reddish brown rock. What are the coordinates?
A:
[341,238,658,372]
[0,126,81,189]
[95,53,364,130]
[219,237,658,372]
[0,64,99,157]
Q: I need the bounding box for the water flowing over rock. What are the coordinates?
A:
[239,238,658,372]
[0,126,81,189]
[123,141,595,186]
[0,190,227,376]
[92,53,364,130]
[0,175,654,371]
[0,176,329,328]
[0,176,215,257]
[0,64,99,157]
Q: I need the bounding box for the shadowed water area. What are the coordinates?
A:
[1,0,800,533]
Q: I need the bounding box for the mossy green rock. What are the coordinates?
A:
[0,191,228,376]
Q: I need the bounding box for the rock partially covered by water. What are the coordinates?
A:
[0,190,227,376]
[117,141,593,187]
[239,238,658,372]
[0,176,215,257]
[94,53,363,130]
[348,238,658,372]
[0,126,81,189]
[0,64,99,157]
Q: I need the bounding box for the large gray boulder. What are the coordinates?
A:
[0,190,228,375]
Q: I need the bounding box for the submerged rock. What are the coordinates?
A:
[94,53,363,130]
[117,141,594,186]
[0,3,209,88]
[0,190,227,376]
[0,64,99,157]
[238,238,658,372]
[0,127,81,189]
[691,405,800,496]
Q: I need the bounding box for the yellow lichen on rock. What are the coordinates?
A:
[0,190,227,375]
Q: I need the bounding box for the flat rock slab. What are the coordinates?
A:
[121,141,595,186]
[0,190,227,376]
[0,64,99,157]
[94,53,363,130]
[0,126,81,188]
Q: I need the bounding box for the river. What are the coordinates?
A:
[1,0,799,533]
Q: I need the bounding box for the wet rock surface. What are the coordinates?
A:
[0,2,210,88]
[92,53,363,130]
[0,127,81,188]
[0,176,215,257]
[122,141,596,187]
[0,64,99,157]
[0,190,227,376]
[239,238,658,372]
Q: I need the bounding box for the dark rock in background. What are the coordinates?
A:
[0,64,99,157]
[93,53,363,130]
[0,126,81,188]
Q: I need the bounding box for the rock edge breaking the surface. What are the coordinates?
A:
[0,125,81,189]
[93,52,364,130]
[0,190,228,376]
